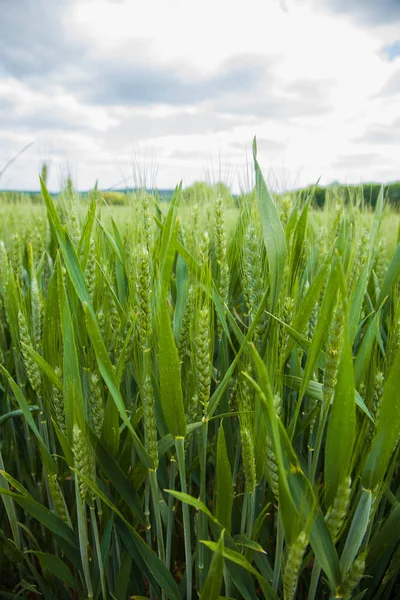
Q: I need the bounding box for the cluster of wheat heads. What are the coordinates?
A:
[0,142,399,599]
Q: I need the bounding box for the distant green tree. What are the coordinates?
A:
[214,182,232,202]
[289,182,400,210]
[386,182,400,207]
[100,191,127,205]
[296,185,326,208]
[183,182,214,205]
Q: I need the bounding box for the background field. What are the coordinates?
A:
[0,152,399,599]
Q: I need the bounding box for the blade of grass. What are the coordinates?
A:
[200,530,225,600]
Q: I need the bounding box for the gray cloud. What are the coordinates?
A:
[0,108,89,133]
[0,0,270,108]
[100,110,242,150]
[230,138,285,152]
[2,0,393,192]
[0,0,273,110]
[0,97,14,113]
[320,0,400,25]
[71,52,332,122]
[379,67,400,96]
[0,0,83,79]
[0,81,100,134]
[66,53,271,107]
[0,0,330,122]
[284,78,326,96]
[169,149,211,160]
[253,137,286,152]
[332,152,386,169]
[207,76,335,119]
[0,0,271,108]
[355,119,400,145]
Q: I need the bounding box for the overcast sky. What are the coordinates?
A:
[1,0,400,192]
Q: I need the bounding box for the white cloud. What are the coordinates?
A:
[1,0,400,192]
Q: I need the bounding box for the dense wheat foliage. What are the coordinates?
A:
[0,142,399,599]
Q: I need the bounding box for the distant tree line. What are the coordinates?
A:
[2,180,400,210]
[295,182,400,209]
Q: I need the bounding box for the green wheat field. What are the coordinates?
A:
[0,141,399,599]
